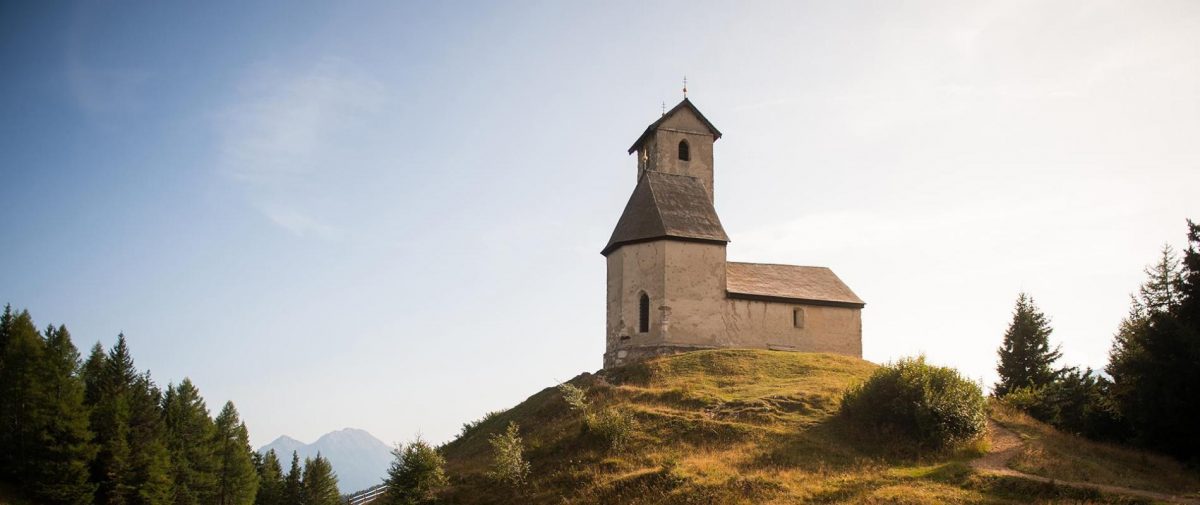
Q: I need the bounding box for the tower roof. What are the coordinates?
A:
[627,98,723,154]
[602,171,730,256]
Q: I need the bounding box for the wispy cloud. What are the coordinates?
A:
[65,3,153,119]
[256,202,342,241]
[215,59,389,239]
[66,57,153,116]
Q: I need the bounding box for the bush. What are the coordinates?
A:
[558,382,589,413]
[840,356,986,449]
[487,422,530,487]
[382,437,447,505]
[1001,367,1127,441]
[585,407,636,453]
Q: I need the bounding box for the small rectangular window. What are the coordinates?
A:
[792,307,805,329]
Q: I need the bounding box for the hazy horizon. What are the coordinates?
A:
[2,1,1198,448]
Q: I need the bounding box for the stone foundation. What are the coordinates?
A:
[603,344,721,369]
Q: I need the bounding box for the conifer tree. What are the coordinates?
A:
[89,335,135,505]
[213,402,258,505]
[381,438,447,505]
[281,452,303,505]
[30,325,97,504]
[163,379,218,505]
[254,449,284,505]
[1108,225,1200,458]
[1179,220,1200,330]
[0,305,11,473]
[0,304,13,357]
[82,342,107,407]
[126,372,173,505]
[89,335,174,505]
[994,293,1061,397]
[301,455,340,505]
[0,309,45,480]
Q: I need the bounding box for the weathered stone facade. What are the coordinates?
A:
[603,99,864,369]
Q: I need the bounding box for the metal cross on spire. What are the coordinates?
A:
[661,101,667,116]
[682,76,688,98]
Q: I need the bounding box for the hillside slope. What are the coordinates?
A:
[439,349,1200,504]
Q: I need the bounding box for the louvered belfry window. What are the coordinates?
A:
[639,293,651,333]
[678,140,690,161]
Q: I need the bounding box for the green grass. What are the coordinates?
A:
[437,349,1197,504]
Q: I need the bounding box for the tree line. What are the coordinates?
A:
[0,308,341,505]
[994,219,1200,461]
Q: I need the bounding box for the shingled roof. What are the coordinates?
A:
[726,262,865,308]
[628,98,722,154]
[602,171,730,256]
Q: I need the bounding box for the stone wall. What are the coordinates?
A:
[605,239,862,369]
[722,299,862,356]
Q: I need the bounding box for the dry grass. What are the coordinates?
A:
[437,350,1191,504]
[991,402,1200,497]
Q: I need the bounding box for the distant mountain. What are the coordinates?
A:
[259,428,393,494]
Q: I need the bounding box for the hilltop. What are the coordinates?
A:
[437,350,1200,504]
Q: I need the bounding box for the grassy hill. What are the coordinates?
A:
[439,349,1200,504]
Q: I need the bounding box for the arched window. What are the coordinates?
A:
[678,140,690,161]
[638,293,651,333]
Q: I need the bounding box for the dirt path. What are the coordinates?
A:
[970,421,1200,504]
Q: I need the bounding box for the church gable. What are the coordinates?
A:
[627,98,722,154]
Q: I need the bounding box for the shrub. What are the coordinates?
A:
[381,437,447,505]
[558,382,589,413]
[1001,367,1127,441]
[585,407,636,453]
[840,356,986,449]
[487,422,531,487]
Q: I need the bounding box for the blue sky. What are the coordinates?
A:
[2,1,1199,448]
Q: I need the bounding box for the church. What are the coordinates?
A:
[603,98,865,368]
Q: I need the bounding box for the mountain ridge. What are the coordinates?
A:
[259,427,392,494]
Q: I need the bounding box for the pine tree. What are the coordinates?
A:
[126,372,173,505]
[90,336,134,505]
[1139,245,1185,312]
[254,449,284,505]
[163,379,218,505]
[82,342,107,407]
[0,304,12,475]
[29,325,97,504]
[1108,224,1200,458]
[89,335,174,505]
[994,293,1062,397]
[381,438,447,505]
[487,422,530,488]
[213,402,258,505]
[0,310,49,481]
[281,452,303,505]
[1179,220,1200,330]
[301,455,340,505]
[0,304,13,358]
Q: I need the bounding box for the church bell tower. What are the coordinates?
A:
[627,98,723,202]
